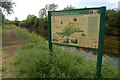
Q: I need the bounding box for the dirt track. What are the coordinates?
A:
[2,27,25,78]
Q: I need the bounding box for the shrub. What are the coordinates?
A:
[12,25,118,78]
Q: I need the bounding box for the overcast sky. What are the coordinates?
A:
[5,0,120,21]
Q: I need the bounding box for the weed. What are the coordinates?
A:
[8,25,118,78]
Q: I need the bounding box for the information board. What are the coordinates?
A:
[51,9,100,49]
[48,7,106,78]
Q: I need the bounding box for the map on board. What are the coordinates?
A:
[51,9,100,49]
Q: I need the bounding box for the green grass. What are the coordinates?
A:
[2,25,9,41]
[8,24,118,78]
[2,25,14,52]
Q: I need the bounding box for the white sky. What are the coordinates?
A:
[4,0,120,21]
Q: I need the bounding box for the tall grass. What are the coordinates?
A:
[10,25,118,78]
[2,25,9,41]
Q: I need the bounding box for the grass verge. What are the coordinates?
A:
[9,24,118,78]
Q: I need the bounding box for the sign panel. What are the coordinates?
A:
[48,7,106,77]
[51,9,100,49]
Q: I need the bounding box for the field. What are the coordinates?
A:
[2,24,118,78]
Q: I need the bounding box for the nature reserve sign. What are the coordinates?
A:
[48,7,106,78]
[51,9,100,49]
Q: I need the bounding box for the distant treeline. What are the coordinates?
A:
[105,10,120,36]
[5,9,120,39]
[5,16,48,39]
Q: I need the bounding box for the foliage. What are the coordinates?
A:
[0,0,16,25]
[64,5,75,10]
[10,25,118,78]
[5,19,20,26]
[27,14,36,19]
[14,17,18,21]
[0,11,5,25]
[1,25,9,42]
[0,0,16,14]
[45,4,58,11]
[5,9,119,40]
[19,15,37,28]
[38,8,47,17]
[38,3,58,17]
[18,15,48,39]
[105,9,120,36]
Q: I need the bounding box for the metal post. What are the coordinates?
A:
[48,11,52,55]
[96,6,106,78]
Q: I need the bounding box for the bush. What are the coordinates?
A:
[12,25,118,78]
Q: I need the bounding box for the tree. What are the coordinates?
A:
[0,0,16,14]
[64,5,75,10]
[0,11,5,25]
[106,10,117,27]
[0,0,15,25]
[25,14,37,27]
[38,8,46,17]
[33,18,39,27]
[14,17,18,21]
[45,3,58,11]
[27,14,36,19]
[38,3,58,17]
[12,17,19,26]
[105,9,119,36]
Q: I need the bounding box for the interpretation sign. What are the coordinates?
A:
[51,9,100,49]
[48,7,106,78]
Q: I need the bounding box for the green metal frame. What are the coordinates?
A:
[48,6,106,78]
[96,6,106,78]
[51,7,101,12]
[52,43,98,50]
[48,11,52,53]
